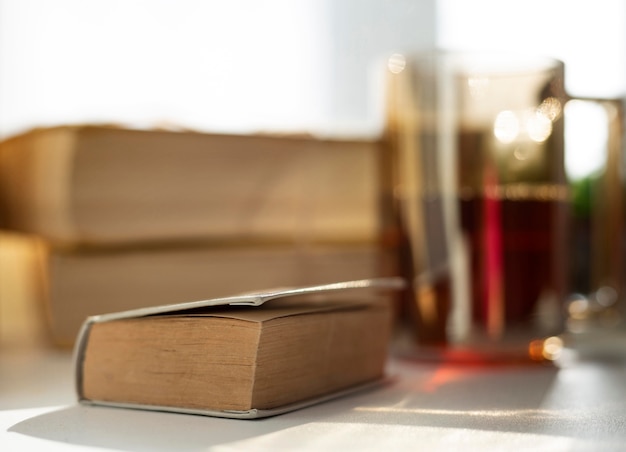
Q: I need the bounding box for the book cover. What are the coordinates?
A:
[0,125,381,246]
[74,277,404,419]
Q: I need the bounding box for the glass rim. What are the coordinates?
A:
[395,50,564,77]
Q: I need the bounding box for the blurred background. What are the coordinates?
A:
[0,0,625,349]
[1,0,624,176]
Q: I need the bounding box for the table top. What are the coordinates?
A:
[2,333,626,452]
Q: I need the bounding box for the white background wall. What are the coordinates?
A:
[0,0,624,146]
[438,0,626,98]
[437,0,626,179]
[0,0,438,139]
[0,1,330,138]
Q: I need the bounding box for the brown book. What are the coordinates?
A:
[44,242,389,346]
[0,125,381,246]
[0,232,48,348]
[75,278,403,419]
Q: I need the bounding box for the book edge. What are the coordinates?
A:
[0,123,381,146]
[77,377,391,419]
[83,277,405,323]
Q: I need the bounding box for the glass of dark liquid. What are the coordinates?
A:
[382,52,624,363]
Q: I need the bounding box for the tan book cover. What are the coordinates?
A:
[74,278,404,419]
[0,125,381,246]
[43,242,391,346]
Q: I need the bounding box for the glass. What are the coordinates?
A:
[381,51,624,363]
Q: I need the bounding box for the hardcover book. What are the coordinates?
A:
[74,278,404,419]
[0,125,381,246]
[44,242,389,346]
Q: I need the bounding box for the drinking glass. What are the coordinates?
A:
[381,51,624,362]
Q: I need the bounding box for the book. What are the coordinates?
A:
[74,278,404,419]
[0,232,48,348]
[43,242,390,346]
[0,125,381,246]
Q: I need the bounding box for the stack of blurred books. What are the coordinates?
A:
[0,125,387,346]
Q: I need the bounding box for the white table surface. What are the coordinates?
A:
[2,336,626,452]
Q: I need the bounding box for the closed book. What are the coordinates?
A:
[0,125,381,246]
[74,278,403,419]
[44,242,390,346]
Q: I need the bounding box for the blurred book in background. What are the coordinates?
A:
[0,232,48,348]
[0,125,380,246]
[45,243,386,346]
[0,126,389,347]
